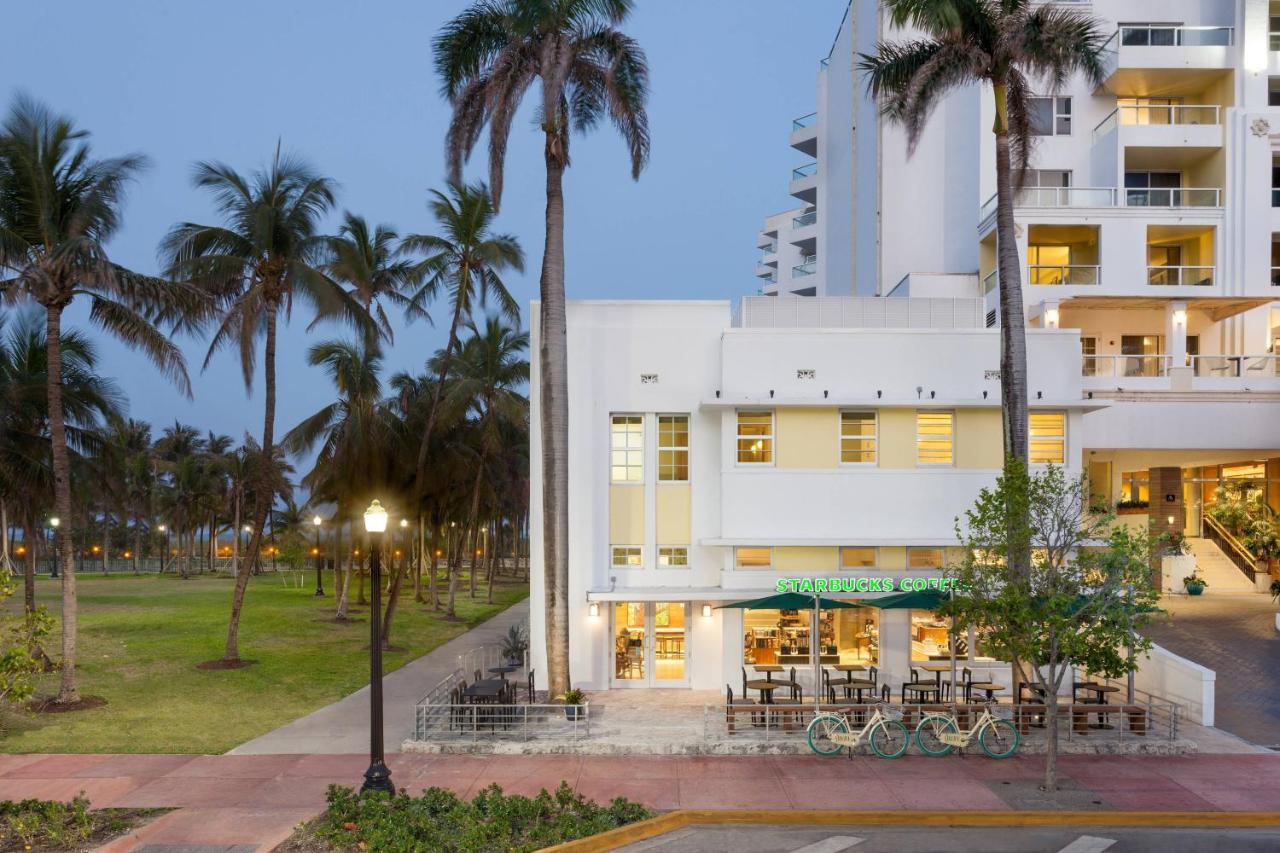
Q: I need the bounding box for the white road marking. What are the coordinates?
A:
[1056,835,1117,853]
[788,836,865,853]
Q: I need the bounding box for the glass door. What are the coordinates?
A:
[652,602,688,686]
[612,603,647,685]
[611,602,689,687]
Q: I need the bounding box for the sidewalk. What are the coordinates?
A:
[1,752,1278,850]
[230,597,529,755]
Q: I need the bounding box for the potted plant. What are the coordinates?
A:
[1245,519,1280,580]
[558,688,586,720]
[1158,531,1196,593]
[1183,573,1208,596]
[500,624,528,667]
[1271,580,1280,633]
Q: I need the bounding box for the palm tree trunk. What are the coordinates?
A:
[540,147,571,696]
[415,289,468,481]
[414,513,425,604]
[335,521,351,620]
[224,302,278,662]
[46,304,80,704]
[357,551,367,605]
[427,523,440,609]
[466,453,486,599]
[380,547,405,649]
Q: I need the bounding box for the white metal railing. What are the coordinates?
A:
[415,702,589,742]
[1125,187,1221,207]
[1273,266,1280,287]
[792,210,817,228]
[1117,103,1220,126]
[1116,24,1234,48]
[791,162,817,180]
[1028,264,1100,285]
[792,112,817,130]
[1191,355,1280,378]
[1148,265,1214,286]
[1081,354,1172,378]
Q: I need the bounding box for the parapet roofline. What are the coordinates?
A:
[700,396,1107,411]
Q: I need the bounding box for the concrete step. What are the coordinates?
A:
[1185,538,1257,593]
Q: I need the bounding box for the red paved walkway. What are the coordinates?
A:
[1,752,1278,850]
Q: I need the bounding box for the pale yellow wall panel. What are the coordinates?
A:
[878,410,916,469]
[956,409,1003,469]
[776,408,838,469]
[879,547,907,569]
[609,485,644,543]
[775,546,838,571]
[656,485,692,544]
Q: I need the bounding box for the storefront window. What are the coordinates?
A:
[1121,470,1149,503]
[743,607,879,667]
[840,547,877,569]
[910,610,951,661]
[907,547,945,569]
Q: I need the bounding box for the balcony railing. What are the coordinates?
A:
[1191,355,1280,378]
[1116,103,1221,126]
[1029,264,1100,285]
[792,162,817,180]
[792,210,817,228]
[760,241,777,254]
[1115,24,1234,47]
[1272,32,1280,51]
[792,256,817,277]
[1082,355,1171,378]
[1272,266,1280,286]
[1125,187,1221,207]
[792,112,817,130]
[983,270,999,294]
[1147,265,1214,287]
[756,267,778,283]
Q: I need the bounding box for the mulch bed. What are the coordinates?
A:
[26,696,107,714]
[195,659,257,671]
[0,807,168,852]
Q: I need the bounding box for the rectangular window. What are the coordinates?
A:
[916,411,954,466]
[611,546,642,568]
[1026,169,1071,188]
[1029,96,1071,136]
[735,547,772,570]
[907,547,945,569]
[658,546,689,567]
[840,547,878,569]
[657,415,689,481]
[911,610,952,661]
[1029,412,1066,465]
[840,411,877,464]
[736,411,773,464]
[610,415,643,482]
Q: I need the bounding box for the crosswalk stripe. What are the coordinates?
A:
[1056,835,1117,853]
[788,836,865,853]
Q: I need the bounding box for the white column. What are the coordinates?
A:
[1166,300,1191,390]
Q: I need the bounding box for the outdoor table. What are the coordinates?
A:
[1080,683,1120,729]
[745,679,780,704]
[919,663,953,689]
[968,681,1005,702]
[464,682,503,702]
[488,664,520,680]
[833,664,866,672]
[841,678,876,702]
[753,664,784,682]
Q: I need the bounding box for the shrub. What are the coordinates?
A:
[313,782,651,852]
[0,795,137,849]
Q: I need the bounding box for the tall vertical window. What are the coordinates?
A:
[657,415,690,481]
[840,411,877,464]
[916,412,954,466]
[736,411,773,464]
[1029,412,1066,464]
[610,415,643,482]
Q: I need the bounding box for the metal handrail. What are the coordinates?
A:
[1147,265,1214,286]
[1080,354,1171,378]
[1202,516,1258,583]
[1028,264,1100,285]
[1116,103,1221,125]
[1191,355,1280,378]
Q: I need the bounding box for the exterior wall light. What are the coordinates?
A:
[701,604,713,618]
[588,602,600,618]
[1044,308,1059,328]
[1173,309,1187,326]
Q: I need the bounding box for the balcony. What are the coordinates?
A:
[1272,266,1280,287]
[790,162,818,204]
[1125,188,1221,207]
[978,185,1221,223]
[1093,104,1224,149]
[756,266,778,283]
[1082,354,1280,391]
[1029,264,1100,286]
[1098,25,1235,94]
[790,112,818,157]
[1192,355,1280,379]
[792,255,817,278]
[1147,265,1214,287]
[1082,355,1169,379]
[792,210,817,228]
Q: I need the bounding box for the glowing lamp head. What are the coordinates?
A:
[588,602,600,618]
[1044,308,1059,329]
[312,515,323,527]
[363,500,388,533]
[1173,309,1187,326]
[50,517,61,529]
[400,518,409,529]
[702,604,713,618]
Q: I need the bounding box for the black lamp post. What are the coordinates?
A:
[48,517,60,578]
[312,515,326,596]
[361,499,393,794]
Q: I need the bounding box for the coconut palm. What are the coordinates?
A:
[858,0,1106,466]
[400,182,522,473]
[161,145,369,664]
[322,212,426,345]
[0,96,201,702]
[435,0,650,694]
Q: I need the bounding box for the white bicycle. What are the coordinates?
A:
[806,704,910,759]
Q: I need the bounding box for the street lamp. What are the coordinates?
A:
[312,515,325,597]
[158,524,171,573]
[48,517,60,578]
[361,499,392,794]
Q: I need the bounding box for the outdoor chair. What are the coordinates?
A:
[901,667,938,704]
[961,667,974,703]
[786,667,803,701]
[725,685,758,733]
[520,669,536,704]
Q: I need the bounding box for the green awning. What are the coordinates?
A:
[716,592,863,610]
[861,589,947,610]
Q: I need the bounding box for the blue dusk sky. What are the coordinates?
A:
[0,0,848,443]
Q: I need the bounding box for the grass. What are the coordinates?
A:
[1,570,527,754]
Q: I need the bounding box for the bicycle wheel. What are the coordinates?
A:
[869,718,910,759]
[915,714,958,757]
[977,718,1021,759]
[806,713,850,757]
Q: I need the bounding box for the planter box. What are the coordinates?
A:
[1161,555,1196,594]
[1116,506,1149,516]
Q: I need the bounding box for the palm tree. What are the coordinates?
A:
[400,182,521,475]
[322,212,426,345]
[858,0,1106,467]
[162,145,369,664]
[0,96,201,702]
[435,0,650,694]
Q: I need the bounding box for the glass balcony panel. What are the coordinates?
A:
[792,112,818,130]
[792,162,817,179]
[792,211,818,228]
[1029,265,1099,285]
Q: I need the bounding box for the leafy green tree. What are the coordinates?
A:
[0,95,201,702]
[942,464,1160,791]
[162,145,368,664]
[435,0,650,694]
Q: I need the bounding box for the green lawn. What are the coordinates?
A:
[1,571,527,754]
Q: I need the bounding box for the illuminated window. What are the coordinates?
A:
[657,415,689,481]
[840,411,877,464]
[907,547,945,569]
[1030,412,1066,464]
[735,547,772,570]
[611,546,642,568]
[916,411,954,466]
[658,546,689,567]
[840,547,878,569]
[736,411,773,464]
[610,415,643,482]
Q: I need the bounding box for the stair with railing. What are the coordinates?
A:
[1186,533,1257,592]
